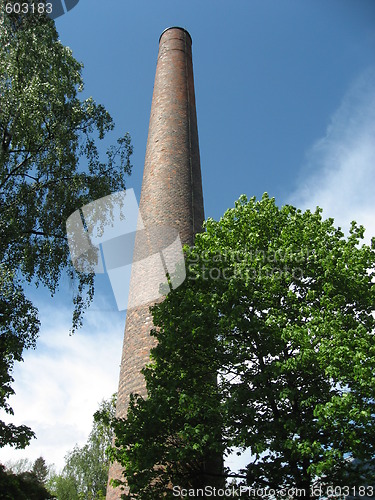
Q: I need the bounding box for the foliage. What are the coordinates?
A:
[4,457,33,475]
[103,194,375,498]
[48,396,116,499]
[32,457,49,484]
[0,459,52,499]
[47,473,78,500]
[5,456,52,485]
[0,3,132,448]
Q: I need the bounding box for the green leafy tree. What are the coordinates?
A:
[47,473,78,500]
[0,2,132,448]
[48,396,116,499]
[0,463,52,499]
[104,194,375,498]
[5,456,52,484]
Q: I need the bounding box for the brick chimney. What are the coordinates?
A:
[106,27,205,499]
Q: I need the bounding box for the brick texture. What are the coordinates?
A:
[106,27,205,500]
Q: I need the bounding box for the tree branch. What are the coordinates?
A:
[21,229,67,240]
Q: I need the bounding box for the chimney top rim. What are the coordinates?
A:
[159,27,192,45]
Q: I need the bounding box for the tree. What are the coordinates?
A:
[0,2,132,448]
[48,395,116,499]
[4,456,52,485]
[103,194,375,498]
[47,474,78,500]
[32,457,49,485]
[3,457,33,475]
[0,460,52,499]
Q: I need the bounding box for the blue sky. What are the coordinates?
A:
[1,0,375,472]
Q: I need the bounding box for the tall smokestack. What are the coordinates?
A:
[106,27,205,499]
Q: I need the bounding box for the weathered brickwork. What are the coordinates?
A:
[106,28,205,500]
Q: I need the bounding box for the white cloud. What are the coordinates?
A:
[289,67,375,244]
[0,302,124,471]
